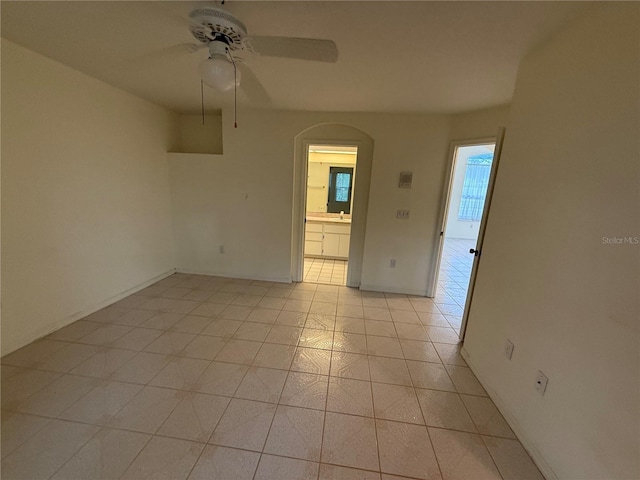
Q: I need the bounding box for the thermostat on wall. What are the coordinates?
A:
[399,171,413,188]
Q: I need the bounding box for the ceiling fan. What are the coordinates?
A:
[186,3,339,106]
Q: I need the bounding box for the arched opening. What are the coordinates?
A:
[292,123,374,287]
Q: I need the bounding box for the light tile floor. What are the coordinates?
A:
[303,258,347,286]
[1,274,544,480]
[434,238,477,333]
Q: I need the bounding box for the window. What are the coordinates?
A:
[457,153,493,221]
[335,173,351,202]
[327,167,354,213]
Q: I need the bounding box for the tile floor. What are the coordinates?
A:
[303,258,348,286]
[1,273,544,480]
[433,238,477,333]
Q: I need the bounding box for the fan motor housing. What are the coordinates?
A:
[189,7,247,49]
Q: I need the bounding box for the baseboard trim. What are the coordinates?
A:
[359,284,429,297]
[2,268,176,357]
[460,347,557,480]
[175,268,292,285]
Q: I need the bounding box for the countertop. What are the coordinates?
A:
[306,215,351,224]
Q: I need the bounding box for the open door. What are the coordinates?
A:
[458,127,506,340]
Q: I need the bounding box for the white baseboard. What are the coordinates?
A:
[175,268,292,285]
[2,268,176,356]
[359,284,429,297]
[460,347,557,480]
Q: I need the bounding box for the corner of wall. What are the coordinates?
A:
[449,104,511,142]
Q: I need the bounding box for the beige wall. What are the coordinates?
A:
[169,104,510,293]
[177,113,223,154]
[170,111,452,291]
[1,39,179,354]
[463,4,639,479]
[449,105,510,141]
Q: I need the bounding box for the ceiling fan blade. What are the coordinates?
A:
[133,42,206,63]
[111,42,206,74]
[237,62,272,107]
[244,36,338,63]
[183,42,209,54]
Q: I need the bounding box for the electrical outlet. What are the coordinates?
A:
[535,370,548,395]
[219,245,225,254]
[389,259,396,268]
[504,339,514,360]
[396,209,410,220]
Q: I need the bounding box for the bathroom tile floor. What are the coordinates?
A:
[1,274,544,480]
[303,258,347,286]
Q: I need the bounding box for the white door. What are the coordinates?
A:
[458,127,506,340]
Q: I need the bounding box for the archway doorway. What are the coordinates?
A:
[291,123,374,288]
[303,144,357,285]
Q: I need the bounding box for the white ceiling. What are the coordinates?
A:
[1,1,588,114]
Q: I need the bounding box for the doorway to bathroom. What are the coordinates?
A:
[303,144,357,285]
[291,123,374,288]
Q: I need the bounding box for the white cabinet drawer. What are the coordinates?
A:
[324,223,351,235]
[304,220,351,259]
[305,222,323,233]
[306,232,323,242]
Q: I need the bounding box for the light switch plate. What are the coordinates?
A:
[535,370,548,395]
[399,171,413,188]
[504,339,514,360]
[396,209,410,220]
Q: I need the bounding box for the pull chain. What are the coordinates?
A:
[227,47,238,128]
[200,80,205,125]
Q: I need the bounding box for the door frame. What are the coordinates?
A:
[291,125,374,287]
[294,140,361,286]
[428,129,505,340]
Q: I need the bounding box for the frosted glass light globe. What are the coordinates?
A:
[199,56,240,91]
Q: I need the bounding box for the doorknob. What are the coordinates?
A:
[469,248,479,256]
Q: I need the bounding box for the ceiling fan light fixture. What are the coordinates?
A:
[199,55,240,91]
